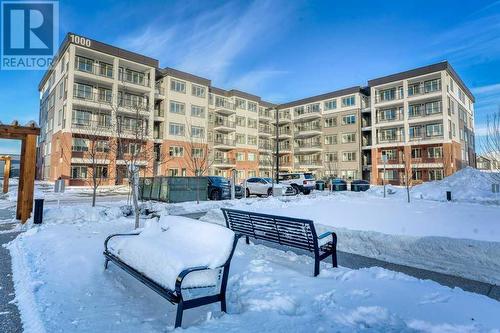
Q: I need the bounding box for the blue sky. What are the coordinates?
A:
[1,0,499,154]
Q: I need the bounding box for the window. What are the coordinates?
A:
[98,61,113,78]
[428,147,443,158]
[341,95,355,107]
[342,114,356,125]
[429,169,444,181]
[409,126,422,139]
[324,99,337,110]
[191,84,205,97]
[170,79,186,93]
[248,102,257,112]
[236,134,245,144]
[95,166,108,179]
[169,123,185,136]
[191,105,205,117]
[341,170,357,180]
[412,170,422,180]
[424,79,441,93]
[169,146,184,157]
[98,88,112,103]
[72,138,88,152]
[71,166,87,179]
[170,101,185,114]
[75,56,93,73]
[426,123,443,137]
[236,152,245,161]
[306,103,320,112]
[235,98,246,109]
[247,135,257,145]
[57,109,62,126]
[247,118,257,128]
[191,126,204,138]
[248,171,256,178]
[191,148,203,158]
[168,169,179,176]
[247,153,256,161]
[342,151,356,162]
[382,149,397,160]
[236,116,246,126]
[325,152,338,162]
[324,134,337,145]
[452,123,456,137]
[96,141,109,152]
[425,101,441,115]
[324,117,337,128]
[381,170,398,180]
[411,148,421,159]
[74,82,93,99]
[341,133,356,143]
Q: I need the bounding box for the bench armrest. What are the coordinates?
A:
[174,266,211,294]
[317,231,333,239]
[104,233,140,252]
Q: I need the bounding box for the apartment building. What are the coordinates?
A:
[37,33,475,186]
[368,62,475,185]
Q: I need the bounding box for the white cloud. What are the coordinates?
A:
[472,83,500,95]
[228,69,289,95]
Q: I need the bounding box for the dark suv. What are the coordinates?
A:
[207,176,243,200]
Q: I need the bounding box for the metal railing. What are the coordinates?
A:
[376,111,403,123]
[73,91,113,104]
[213,117,236,129]
[155,87,165,95]
[408,106,442,118]
[376,133,405,144]
[118,97,149,110]
[294,108,320,118]
[294,123,321,132]
[214,137,236,146]
[71,119,111,130]
[407,81,442,97]
[119,72,150,87]
[74,61,114,79]
[213,157,236,165]
[259,125,273,134]
[375,90,404,103]
[294,142,322,149]
[215,100,236,111]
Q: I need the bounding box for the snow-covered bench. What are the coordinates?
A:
[103,216,239,328]
[222,208,337,276]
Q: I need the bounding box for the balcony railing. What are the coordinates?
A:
[294,124,321,133]
[375,90,404,103]
[213,157,236,165]
[377,133,405,144]
[408,106,442,119]
[154,107,164,117]
[409,133,444,141]
[407,80,442,97]
[215,101,236,111]
[71,119,111,130]
[118,97,149,110]
[278,128,292,136]
[294,142,322,149]
[155,87,165,95]
[213,117,236,129]
[259,142,273,150]
[74,61,114,79]
[376,111,403,123]
[295,159,322,166]
[214,137,236,146]
[73,91,112,104]
[259,125,273,134]
[276,112,292,121]
[119,72,150,87]
[259,110,272,118]
[294,108,320,118]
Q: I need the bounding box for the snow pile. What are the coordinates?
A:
[110,215,235,290]
[412,167,500,203]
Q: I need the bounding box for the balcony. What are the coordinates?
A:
[213,157,236,168]
[213,117,236,133]
[215,101,236,115]
[294,123,322,138]
[278,128,292,139]
[375,89,404,104]
[259,109,273,119]
[409,133,444,142]
[154,87,165,100]
[407,80,442,98]
[119,72,151,88]
[277,143,292,154]
[259,141,273,152]
[258,124,274,136]
[408,106,443,120]
[294,141,322,154]
[376,132,404,144]
[294,108,321,121]
[272,112,292,124]
[71,119,112,134]
[376,110,404,124]
[295,159,323,169]
[214,137,236,150]
[118,97,150,114]
[74,61,114,80]
[154,107,164,118]
[73,91,113,109]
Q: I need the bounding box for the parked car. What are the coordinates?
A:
[207,176,243,200]
[243,177,295,197]
[330,178,347,191]
[350,179,370,192]
[278,172,316,194]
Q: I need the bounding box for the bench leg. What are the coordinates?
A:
[104,259,109,270]
[220,294,227,313]
[332,251,338,268]
[245,236,250,245]
[314,258,320,277]
[175,302,184,328]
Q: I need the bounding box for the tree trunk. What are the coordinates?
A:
[132,175,140,229]
[92,185,97,207]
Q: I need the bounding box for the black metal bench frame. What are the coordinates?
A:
[222,208,337,276]
[103,233,240,328]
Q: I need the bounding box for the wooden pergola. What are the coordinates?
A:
[1,155,11,193]
[0,123,40,223]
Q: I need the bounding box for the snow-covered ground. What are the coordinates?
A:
[7,206,500,332]
[2,168,500,331]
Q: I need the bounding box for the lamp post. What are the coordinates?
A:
[274,106,280,184]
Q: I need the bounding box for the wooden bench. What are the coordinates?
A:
[222,208,337,276]
[103,232,240,328]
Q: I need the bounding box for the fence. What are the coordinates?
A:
[139,176,208,203]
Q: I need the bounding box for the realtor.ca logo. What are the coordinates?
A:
[1,0,58,70]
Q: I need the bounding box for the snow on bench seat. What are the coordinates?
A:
[109,215,235,290]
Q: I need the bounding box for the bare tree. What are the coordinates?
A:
[184,119,214,203]
[480,108,500,182]
[113,98,171,228]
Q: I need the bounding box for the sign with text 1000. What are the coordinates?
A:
[70,34,91,48]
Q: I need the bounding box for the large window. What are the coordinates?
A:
[428,147,443,158]
[191,84,205,97]
[424,79,441,93]
[341,133,356,143]
[71,166,87,179]
[75,56,93,73]
[191,126,205,138]
[236,116,246,126]
[341,95,355,107]
[169,123,185,136]
[248,102,257,112]
[324,99,337,110]
[191,148,203,158]
[96,140,109,152]
[74,83,93,99]
[236,134,245,144]
[95,166,108,178]
[324,117,337,128]
[72,138,88,152]
[170,101,185,114]
[247,135,257,145]
[169,146,184,157]
[342,114,356,125]
[324,134,337,145]
[429,169,444,180]
[170,79,186,93]
[426,123,443,137]
[235,98,246,109]
[191,105,205,117]
[342,151,356,162]
[247,118,257,129]
[72,109,92,126]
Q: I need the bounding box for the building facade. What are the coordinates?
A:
[37,33,475,186]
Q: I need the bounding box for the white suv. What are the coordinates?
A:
[243,177,295,197]
[278,173,316,195]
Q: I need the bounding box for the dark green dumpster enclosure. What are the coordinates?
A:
[139,177,208,203]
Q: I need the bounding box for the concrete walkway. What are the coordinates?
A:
[0,212,22,333]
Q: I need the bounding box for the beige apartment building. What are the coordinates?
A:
[37,33,475,186]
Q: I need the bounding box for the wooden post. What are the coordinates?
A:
[17,135,37,223]
[2,157,10,193]
[16,139,26,221]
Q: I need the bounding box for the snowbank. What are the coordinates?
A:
[412,167,500,204]
[110,216,235,290]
